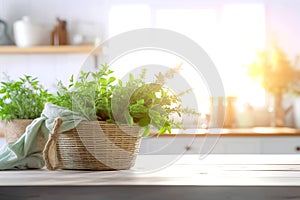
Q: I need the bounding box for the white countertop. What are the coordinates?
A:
[1,154,300,200]
[0,154,300,186]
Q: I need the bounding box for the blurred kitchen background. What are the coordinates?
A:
[1,0,300,132]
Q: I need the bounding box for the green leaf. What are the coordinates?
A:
[118,79,123,86]
[0,88,6,93]
[167,125,172,133]
[129,74,134,81]
[108,77,116,84]
[100,78,107,85]
[130,104,148,118]
[158,126,167,135]
[137,99,144,105]
[138,116,150,127]
[70,75,74,83]
[142,125,150,137]
[149,109,160,119]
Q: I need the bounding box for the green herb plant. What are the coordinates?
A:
[54,64,116,121]
[54,64,185,136]
[112,66,183,136]
[248,44,298,96]
[0,75,54,121]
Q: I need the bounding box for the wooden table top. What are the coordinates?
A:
[153,127,300,137]
[1,154,300,186]
[1,127,300,139]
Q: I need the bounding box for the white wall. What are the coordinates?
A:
[266,0,300,60]
[0,0,299,93]
[0,0,110,92]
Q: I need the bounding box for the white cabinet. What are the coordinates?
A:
[139,136,260,154]
[139,136,300,154]
[140,137,200,155]
[260,137,300,154]
[212,137,261,154]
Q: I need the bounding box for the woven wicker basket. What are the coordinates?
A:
[43,118,141,170]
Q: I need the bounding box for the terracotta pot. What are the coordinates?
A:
[2,119,33,143]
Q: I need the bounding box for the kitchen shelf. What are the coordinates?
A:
[0,45,98,54]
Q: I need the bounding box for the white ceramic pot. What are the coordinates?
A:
[13,16,50,47]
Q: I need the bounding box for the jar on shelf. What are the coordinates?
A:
[51,18,68,46]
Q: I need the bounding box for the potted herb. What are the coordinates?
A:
[248,44,300,126]
[46,64,184,170]
[53,64,182,136]
[0,75,54,143]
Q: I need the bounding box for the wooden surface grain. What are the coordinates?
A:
[1,155,300,200]
[152,127,300,137]
[1,127,300,138]
[0,45,96,54]
[1,155,300,186]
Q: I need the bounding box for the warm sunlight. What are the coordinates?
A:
[155,4,266,108]
[109,50,210,113]
[108,3,267,109]
[109,5,151,36]
[217,4,266,107]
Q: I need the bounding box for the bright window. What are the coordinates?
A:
[108,5,151,37]
[108,3,266,110]
[219,4,266,106]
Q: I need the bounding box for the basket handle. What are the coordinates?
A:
[43,117,63,170]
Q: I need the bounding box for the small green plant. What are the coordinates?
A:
[112,65,184,136]
[248,44,298,95]
[53,64,116,121]
[54,64,184,136]
[0,75,54,121]
[247,43,300,126]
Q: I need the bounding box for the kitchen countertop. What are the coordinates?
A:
[1,154,300,186]
[1,127,300,139]
[152,127,300,137]
[0,154,300,199]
